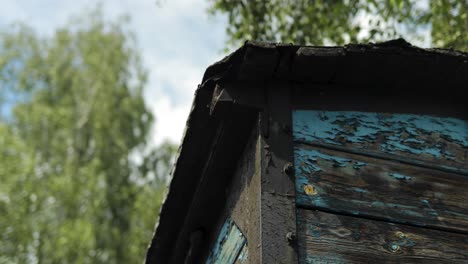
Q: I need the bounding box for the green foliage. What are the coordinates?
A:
[0,10,174,264]
[209,0,467,51]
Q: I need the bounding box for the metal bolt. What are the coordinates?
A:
[283,162,294,176]
[286,231,296,243]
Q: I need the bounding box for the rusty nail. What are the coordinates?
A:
[283,162,294,176]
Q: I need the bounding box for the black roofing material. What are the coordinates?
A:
[145,40,467,263]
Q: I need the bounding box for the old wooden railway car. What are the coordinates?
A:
[145,39,467,264]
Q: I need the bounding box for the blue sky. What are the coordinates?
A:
[0,0,229,146]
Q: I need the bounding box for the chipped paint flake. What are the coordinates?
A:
[389,172,413,181]
[293,110,468,164]
[353,161,368,169]
[348,187,369,193]
[303,184,317,195]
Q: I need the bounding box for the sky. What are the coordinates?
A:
[0,0,228,147]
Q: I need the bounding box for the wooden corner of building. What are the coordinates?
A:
[258,80,298,264]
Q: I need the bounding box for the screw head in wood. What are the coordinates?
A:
[286,231,296,243]
[283,162,294,176]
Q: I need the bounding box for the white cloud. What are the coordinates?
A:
[143,55,204,145]
[147,94,191,146]
[146,56,203,102]
[0,0,228,148]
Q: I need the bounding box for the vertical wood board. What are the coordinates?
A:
[259,81,298,263]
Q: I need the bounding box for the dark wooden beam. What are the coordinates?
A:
[259,80,298,263]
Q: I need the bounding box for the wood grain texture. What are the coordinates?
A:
[225,127,261,264]
[235,243,249,264]
[259,81,298,263]
[295,143,468,233]
[205,218,246,264]
[297,209,468,263]
[293,110,468,174]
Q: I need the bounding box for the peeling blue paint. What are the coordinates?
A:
[206,218,246,264]
[296,194,330,209]
[384,203,425,218]
[349,187,369,193]
[443,150,456,161]
[404,138,425,144]
[293,110,468,161]
[293,110,466,244]
[420,199,439,217]
[389,173,413,181]
[353,161,368,169]
[294,147,369,206]
[293,145,445,225]
[294,148,366,173]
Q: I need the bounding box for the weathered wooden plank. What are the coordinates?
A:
[295,144,468,233]
[297,209,468,263]
[206,218,246,264]
[235,243,248,264]
[293,110,468,174]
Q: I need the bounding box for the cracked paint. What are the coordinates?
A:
[293,111,467,170]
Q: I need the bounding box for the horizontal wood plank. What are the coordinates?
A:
[295,144,468,233]
[293,110,468,174]
[297,209,468,263]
